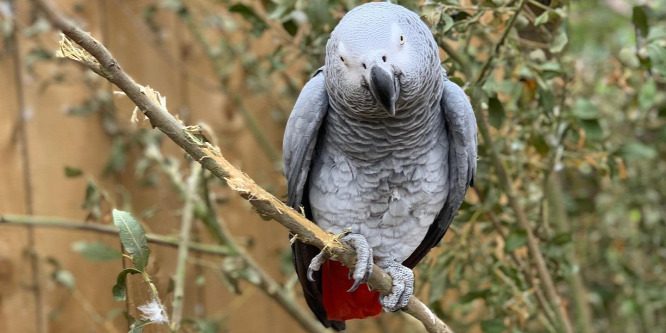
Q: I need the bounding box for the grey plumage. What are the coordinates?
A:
[283,2,477,330]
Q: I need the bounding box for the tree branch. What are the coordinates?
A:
[0,215,234,257]
[438,38,472,80]
[29,0,453,332]
[170,162,201,331]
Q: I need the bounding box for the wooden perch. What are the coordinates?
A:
[30,0,453,332]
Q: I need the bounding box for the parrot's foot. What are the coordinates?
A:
[307,251,326,282]
[306,233,374,293]
[378,261,414,312]
[340,233,373,292]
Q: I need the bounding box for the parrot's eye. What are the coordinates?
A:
[340,56,345,62]
[400,34,405,45]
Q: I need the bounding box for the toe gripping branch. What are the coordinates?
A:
[307,233,374,292]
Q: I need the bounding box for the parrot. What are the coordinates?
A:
[282,2,477,330]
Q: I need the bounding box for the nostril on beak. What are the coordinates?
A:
[362,63,367,69]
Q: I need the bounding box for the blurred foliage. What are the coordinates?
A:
[7,0,666,332]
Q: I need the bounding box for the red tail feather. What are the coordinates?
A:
[321,259,382,321]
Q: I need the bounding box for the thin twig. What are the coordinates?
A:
[469,1,573,332]
[171,162,202,330]
[29,0,452,331]
[199,179,330,333]
[142,129,328,332]
[0,215,234,257]
[546,173,592,333]
[438,38,473,80]
[176,0,281,164]
[71,289,120,333]
[433,4,521,13]
[474,0,528,86]
[8,1,44,330]
[472,188,559,330]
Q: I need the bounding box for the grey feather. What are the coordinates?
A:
[283,68,328,208]
[438,76,478,229]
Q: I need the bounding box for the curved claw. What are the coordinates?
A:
[307,267,315,282]
[307,251,326,282]
[340,233,374,293]
[362,269,372,284]
[347,278,363,292]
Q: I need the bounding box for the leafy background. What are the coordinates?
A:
[0,0,665,332]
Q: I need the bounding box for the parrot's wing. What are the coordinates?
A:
[403,76,477,268]
[283,68,345,330]
[283,68,328,208]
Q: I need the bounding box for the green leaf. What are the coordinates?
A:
[460,289,491,303]
[427,267,448,303]
[549,27,568,54]
[488,96,506,129]
[539,89,556,114]
[580,119,604,141]
[421,3,441,25]
[22,17,51,37]
[449,76,465,87]
[46,257,76,291]
[529,132,550,156]
[572,99,598,120]
[64,166,83,178]
[552,232,573,245]
[618,47,640,68]
[112,209,151,271]
[534,12,549,26]
[647,26,666,43]
[82,179,100,211]
[72,241,122,261]
[505,230,527,252]
[305,0,335,31]
[104,138,128,175]
[638,79,656,110]
[632,6,649,38]
[160,0,184,12]
[282,19,298,37]
[539,61,563,79]
[229,3,268,37]
[618,142,657,160]
[25,48,52,69]
[481,319,506,333]
[440,13,454,33]
[112,268,142,301]
[647,43,666,75]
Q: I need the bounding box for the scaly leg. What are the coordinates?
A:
[307,233,374,292]
[377,260,414,312]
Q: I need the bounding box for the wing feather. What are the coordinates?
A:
[283,69,345,330]
[283,68,329,207]
[403,75,477,268]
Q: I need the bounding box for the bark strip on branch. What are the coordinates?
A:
[29,0,453,332]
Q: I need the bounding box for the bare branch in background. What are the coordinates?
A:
[170,162,201,331]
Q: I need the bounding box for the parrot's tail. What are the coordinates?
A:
[321,259,382,321]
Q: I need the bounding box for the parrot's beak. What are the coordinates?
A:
[369,65,400,116]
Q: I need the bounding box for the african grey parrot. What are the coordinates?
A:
[282,2,477,330]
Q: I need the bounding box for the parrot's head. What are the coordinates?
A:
[324,2,442,118]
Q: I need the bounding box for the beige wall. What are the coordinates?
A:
[0,0,313,332]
